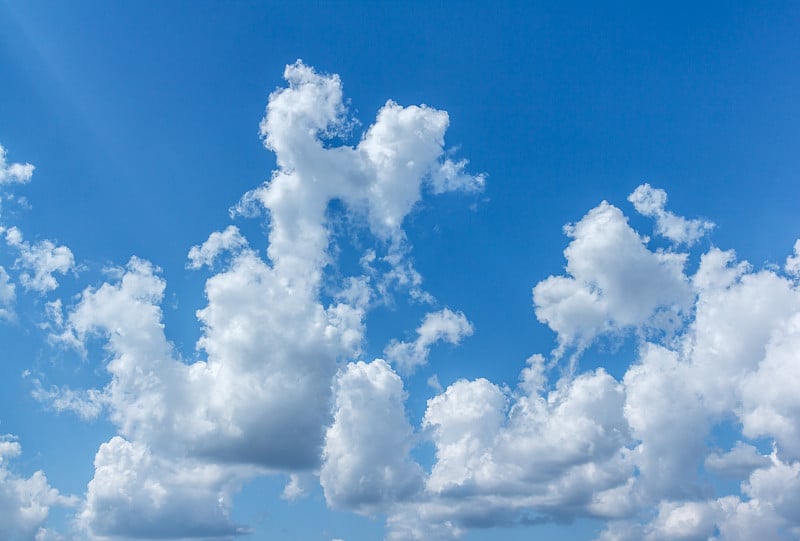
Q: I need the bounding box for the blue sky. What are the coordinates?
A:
[1,2,800,540]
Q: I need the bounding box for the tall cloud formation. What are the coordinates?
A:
[36,61,484,539]
[5,62,800,541]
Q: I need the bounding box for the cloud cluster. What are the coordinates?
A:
[0,145,34,186]
[3,226,75,293]
[315,189,800,541]
[4,62,800,541]
[28,61,484,539]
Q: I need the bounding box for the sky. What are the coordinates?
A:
[1,2,800,540]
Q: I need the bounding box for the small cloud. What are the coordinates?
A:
[384,308,473,373]
[628,183,714,245]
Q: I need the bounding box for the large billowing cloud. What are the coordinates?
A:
[320,359,423,512]
[37,61,484,539]
[2,226,75,293]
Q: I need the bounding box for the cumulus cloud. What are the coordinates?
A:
[384,308,473,372]
[45,61,483,539]
[321,360,423,512]
[77,437,249,540]
[0,435,77,540]
[628,183,714,245]
[4,226,75,293]
[532,201,692,354]
[0,266,15,321]
[376,355,631,539]
[383,194,800,540]
[0,145,34,185]
[186,226,248,269]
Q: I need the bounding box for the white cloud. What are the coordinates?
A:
[4,226,75,293]
[380,356,632,539]
[385,199,800,539]
[187,226,248,269]
[320,360,423,512]
[705,442,771,479]
[0,145,34,185]
[0,266,15,321]
[0,435,77,541]
[384,308,473,372]
[786,240,800,277]
[49,61,484,539]
[533,201,692,353]
[77,437,250,540]
[628,183,714,245]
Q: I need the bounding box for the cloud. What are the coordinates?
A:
[186,226,248,269]
[786,240,800,277]
[0,266,15,321]
[46,61,483,539]
[4,226,75,293]
[628,183,714,245]
[0,145,34,186]
[378,355,631,539]
[77,437,250,541]
[0,435,77,540]
[384,309,473,372]
[321,360,423,512]
[705,442,771,479]
[280,474,307,501]
[532,201,692,354]
[382,192,800,539]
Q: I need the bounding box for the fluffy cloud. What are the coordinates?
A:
[0,145,34,186]
[3,226,75,293]
[384,309,473,372]
[382,192,800,540]
[532,200,692,353]
[376,355,631,539]
[0,266,15,321]
[46,62,483,539]
[786,240,800,277]
[628,183,714,245]
[186,226,247,270]
[321,360,423,512]
[0,435,77,541]
[77,437,249,541]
